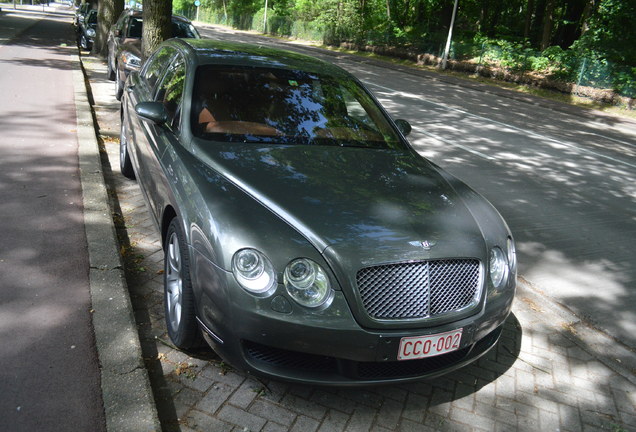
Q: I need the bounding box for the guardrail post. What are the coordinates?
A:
[575,57,587,96]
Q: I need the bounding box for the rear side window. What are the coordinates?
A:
[155,54,186,130]
[142,46,176,92]
[127,18,143,38]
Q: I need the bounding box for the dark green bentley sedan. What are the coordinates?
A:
[120,38,516,385]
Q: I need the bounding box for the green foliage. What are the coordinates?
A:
[575,0,636,65]
[180,0,635,100]
[172,0,190,12]
[253,8,293,35]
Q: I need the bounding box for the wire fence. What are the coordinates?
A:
[453,42,635,100]
[177,7,635,103]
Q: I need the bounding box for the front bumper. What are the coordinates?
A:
[212,321,504,386]
[193,251,514,385]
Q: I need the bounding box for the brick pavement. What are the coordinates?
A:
[81,53,635,432]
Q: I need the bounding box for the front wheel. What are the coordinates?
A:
[164,219,202,350]
[114,67,123,101]
[119,119,135,179]
[106,49,115,81]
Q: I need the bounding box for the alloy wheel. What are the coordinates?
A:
[165,232,183,331]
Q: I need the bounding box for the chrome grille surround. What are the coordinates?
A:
[356,259,482,320]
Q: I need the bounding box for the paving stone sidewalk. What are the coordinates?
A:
[80,51,635,432]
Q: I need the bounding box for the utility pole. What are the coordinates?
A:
[263,0,268,33]
[441,0,459,70]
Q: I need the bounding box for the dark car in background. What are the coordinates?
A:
[107,9,199,100]
[73,2,91,27]
[76,8,97,51]
[119,38,517,385]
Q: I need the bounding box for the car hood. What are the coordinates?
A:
[120,39,141,57]
[194,143,487,266]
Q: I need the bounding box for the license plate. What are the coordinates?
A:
[397,329,463,361]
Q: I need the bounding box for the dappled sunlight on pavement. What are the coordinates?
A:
[80,25,635,430]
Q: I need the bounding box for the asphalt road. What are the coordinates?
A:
[198,25,636,351]
[0,8,106,431]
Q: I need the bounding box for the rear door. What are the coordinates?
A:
[135,48,188,220]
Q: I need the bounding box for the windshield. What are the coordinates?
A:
[87,11,97,25]
[191,65,406,149]
[127,18,198,39]
[172,21,199,38]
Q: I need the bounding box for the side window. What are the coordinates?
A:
[155,54,186,130]
[342,86,376,130]
[128,18,143,38]
[142,47,176,92]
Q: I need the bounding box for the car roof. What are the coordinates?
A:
[174,39,353,78]
[125,9,193,24]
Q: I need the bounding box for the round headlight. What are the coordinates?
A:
[232,249,276,295]
[284,258,332,308]
[489,246,508,289]
[86,28,96,37]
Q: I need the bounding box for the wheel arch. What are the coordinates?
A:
[161,205,178,247]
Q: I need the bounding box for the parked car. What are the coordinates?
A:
[73,2,91,27]
[120,38,517,385]
[76,9,97,51]
[107,9,199,100]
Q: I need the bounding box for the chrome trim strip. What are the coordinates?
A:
[196,317,224,344]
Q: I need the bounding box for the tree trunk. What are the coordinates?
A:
[414,0,426,28]
[488,0,503,37]
[524,0,535,40]
[93,0,124,58]
[540,0,555,49]
[479,0,490,34]
[400,0,410,27]
[579,0,596,35]
[554,0,586,48]
[142,0,173,60]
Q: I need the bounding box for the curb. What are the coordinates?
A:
[73,54,161,431]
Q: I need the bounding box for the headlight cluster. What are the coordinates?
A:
[284,258,332,308]
[232,249,276,296]
[489,237,516,289]
[232,249,333,308]
[122,52,142,70]
[86,28,96,38]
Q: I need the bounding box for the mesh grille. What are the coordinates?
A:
[244,341,337,372]
[356,259,481,320]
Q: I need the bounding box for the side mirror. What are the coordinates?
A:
[394,119,412,137]
[135,102,168,125]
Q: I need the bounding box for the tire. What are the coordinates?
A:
[80,34,87,50]
[164,219,203,350]
[106,49,115,81]
[119,119,135,179]
[114,67,123,101]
